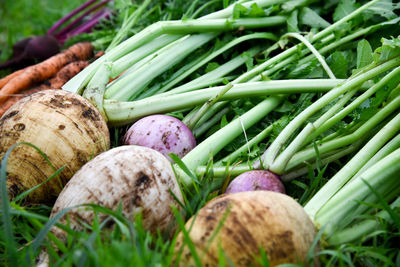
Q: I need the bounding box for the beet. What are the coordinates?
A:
[0,35,60,70]
[225,170,285,194]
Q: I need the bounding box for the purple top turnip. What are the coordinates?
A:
[225,170,285,194]
[123,114,196,161]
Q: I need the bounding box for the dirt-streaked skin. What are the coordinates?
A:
[0,89,110,204]
[175,191,319,267]
[49,145,183,241]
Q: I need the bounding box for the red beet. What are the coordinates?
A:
[225,170,285,194]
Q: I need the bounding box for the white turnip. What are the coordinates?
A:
[225,170,285,194]
[175,191,318,266]
[123,114,196,161]
[49,145,184,241]
[0,89,110,204]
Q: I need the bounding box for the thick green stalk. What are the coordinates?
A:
[281,142,362,182]
[306,66,400,143]
[177,96,284,186]
[261,56,400,170]
[355,133,400,178]
[313,147,400,237]
[193,107,230,137]
[288,96,400,181]
[305,108,400,220]
[104,79,342,126]
[216,123,275,166]
[328,197,400,245]
[104,33,218,101]
[111,34,184,78]
[62,0,287,94]
[104,17,286,101]
[157,47,260,96]
[152,33,277,95]
[82,62,112,121]
[233,0,382,84]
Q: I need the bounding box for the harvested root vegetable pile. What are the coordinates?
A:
[1,0,400,267]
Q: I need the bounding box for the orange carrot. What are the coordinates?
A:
[0,42,93,105]
[0,68,27,89]
[0,60,89,117]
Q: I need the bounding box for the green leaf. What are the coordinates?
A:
[299,7,331,29]
[287,9,299,32]
[376,36,400,62]
[328,51,349,79]
[232,4,248,19]
[357,39,373,70]
[333,0,357,22]
[246,3,266,18]
[365,0,400,20]
[205,62,220,73]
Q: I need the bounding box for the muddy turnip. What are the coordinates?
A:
[175,191,319,266]
[0,89,110,204]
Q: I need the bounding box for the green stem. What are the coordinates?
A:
[82,62,112,121]
[261,56,400,170]
[306,66,400,143]
[328,197,400,245]
[106,0,153,51]
[289,96,400,182]
[153,32,277,95]
[63,0,288,94]
[216,123,275,166]
[177,96,284,186]
[281,142,362,182]
[157,47,260,96]
[283,32,336,79]
[193,107,230,137]
[104,79,342,126]
[305,107,400,220]
[313,147,400,237]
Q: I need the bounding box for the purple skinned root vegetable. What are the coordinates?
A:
[0,35,60,70]
[123,114,196,162]
[225,170,285,194]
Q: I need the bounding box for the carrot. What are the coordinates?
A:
[0,60,89,117]
[0,68,27,89]
[0,42,93,105]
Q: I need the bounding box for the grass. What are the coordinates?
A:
[0,0,87,62]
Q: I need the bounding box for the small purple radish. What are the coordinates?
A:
[123,114,196,161]
[225,170,285,194]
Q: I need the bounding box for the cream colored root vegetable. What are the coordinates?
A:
[0,89,110,204]
[49,145,184,241]
[175,191,319,267]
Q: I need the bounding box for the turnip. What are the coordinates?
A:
[123,114,196,161]
[48,145,183,240]
[0,89,110,204]
[175,191,318,266]
[225,170,285,194]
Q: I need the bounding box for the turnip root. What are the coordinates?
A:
[123,114,196,161]
[49,145,183,242]
[175,191,319,266]
[0,89,110,204]
[225,170,285,194]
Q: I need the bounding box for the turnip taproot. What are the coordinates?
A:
[123,114,196,161]
[175,191,318,266]
[49,145,183,241]
[225,170,285,194]
[0,89,110,204]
